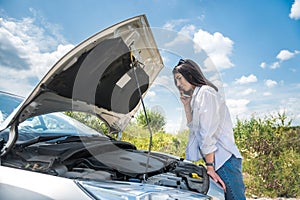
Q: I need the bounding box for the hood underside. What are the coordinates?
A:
[1,15,164,132]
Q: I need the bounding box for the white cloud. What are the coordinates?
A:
[270,61,280,69]
[226,98,250,118]
[263,92,272,96]
[235,74,257,84]
[164,25,196,48]
[146,90,156,98]
[0,16,74,96]
[224,81,300,127]
[154,75,173,86]
[162,22,175,30]
[260,49,299,70]
[264,79,278,88]
[193,29,234,70]
[289,0,300,20]
[0,71,35,96]
[276,49,299,61]
[241,88,256,96]
[260,62,267,69]
[162,19,189,31]
[160,22,234,71]
[180,25,196,39]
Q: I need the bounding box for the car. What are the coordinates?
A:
[0,15,224,200]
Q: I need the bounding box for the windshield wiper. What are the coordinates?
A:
[15,134,72,148]
[55,135,107,144]
[15,134,108,148]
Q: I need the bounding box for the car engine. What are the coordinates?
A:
[2,139,210,195]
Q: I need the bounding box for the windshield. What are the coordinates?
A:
[0,92,107,141]
[0,92,23,123]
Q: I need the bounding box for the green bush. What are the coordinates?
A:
[135,109,166,133]
[124,112,300,198]
[65,111,109,134]
[122,123,188,158]
[234,113,300,198]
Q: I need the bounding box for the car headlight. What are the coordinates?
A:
[75,180,211,200]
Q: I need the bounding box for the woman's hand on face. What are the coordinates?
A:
[206,167,227,192]
[180,91,192,123]
[180,91,191,106]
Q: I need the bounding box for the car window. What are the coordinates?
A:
[17,112,106,138]
[0,92,107,141]
[20,113,76,133]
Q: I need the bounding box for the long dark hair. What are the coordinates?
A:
[172,59,218,92]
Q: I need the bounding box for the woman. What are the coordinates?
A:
[173,59,246,200]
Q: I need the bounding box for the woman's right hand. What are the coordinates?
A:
[180,91,193,123]
[180,90,192,106]
[207,166,226,192]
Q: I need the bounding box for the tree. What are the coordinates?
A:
[65,111,109,134]
[135,108,166,133]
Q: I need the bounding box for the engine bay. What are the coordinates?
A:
[2,140,209,194]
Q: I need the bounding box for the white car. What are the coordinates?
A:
[0,15,224,200]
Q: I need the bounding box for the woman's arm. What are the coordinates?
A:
[184,103,192,123]
[205,152,226,192]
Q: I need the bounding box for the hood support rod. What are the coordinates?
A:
[131,59,153,180]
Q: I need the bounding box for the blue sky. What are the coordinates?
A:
[1,0,300,133]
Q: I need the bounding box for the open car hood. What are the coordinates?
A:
[0,15,163,133]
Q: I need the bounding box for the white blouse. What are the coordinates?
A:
[186,85,242,170]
